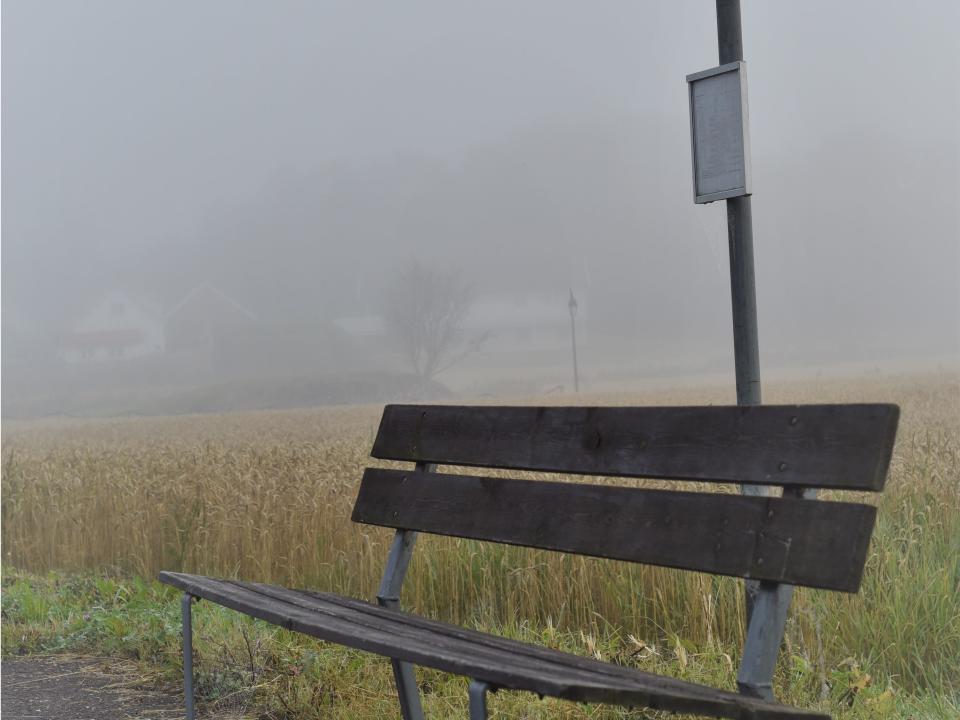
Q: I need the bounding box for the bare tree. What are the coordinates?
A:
[382,262,486,381]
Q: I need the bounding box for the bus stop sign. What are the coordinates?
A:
[687,61,752,204]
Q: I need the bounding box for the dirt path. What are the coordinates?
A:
[2,656,187,720]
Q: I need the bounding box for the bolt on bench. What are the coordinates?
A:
[161,402,899,719]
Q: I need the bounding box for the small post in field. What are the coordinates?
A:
[568,289,580,393]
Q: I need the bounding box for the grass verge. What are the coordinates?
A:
[2,568,956,719]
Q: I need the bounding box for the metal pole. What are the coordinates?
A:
[725,195,761,406]
[182,593,196,720]
[468,680,491,720]
[716,0,761,409]
[569,290,580,393]
[715,0,768,628]
[378,529,424,720]
[374,461,433,720]
[571,316,579,393]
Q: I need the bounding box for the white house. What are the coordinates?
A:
[61,291,165,364]
[164,282,257,352]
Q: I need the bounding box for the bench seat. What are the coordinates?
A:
[159,571,826,720]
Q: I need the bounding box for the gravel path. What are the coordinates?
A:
[2,656,186,720]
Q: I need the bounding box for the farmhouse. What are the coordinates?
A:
[164,282,257,353]
[61,291,164,364]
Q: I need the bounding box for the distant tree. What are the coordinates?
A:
[381,262,486,381]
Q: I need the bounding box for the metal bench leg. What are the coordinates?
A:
[378,528,425,720]
[182,593,196,720]
[468,680,490,720]
[376,469,433,720]
[389,659,423,720]
[737,487,816,701]
[737,581,790,700]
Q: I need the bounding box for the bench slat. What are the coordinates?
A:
[372,404,899,491]
[353,468,876,592]
[159,571,826,719]
[235,582,724,696]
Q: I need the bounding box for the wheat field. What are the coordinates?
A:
[3,372,958,716]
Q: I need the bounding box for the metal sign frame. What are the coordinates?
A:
[687,60,752,204]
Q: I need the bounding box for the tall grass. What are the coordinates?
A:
[3,373,958,699]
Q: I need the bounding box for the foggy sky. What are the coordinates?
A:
[3,1,959,369]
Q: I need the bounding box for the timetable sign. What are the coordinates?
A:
[687,61,752,204]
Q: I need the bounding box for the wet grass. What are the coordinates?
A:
[3,568,956,719]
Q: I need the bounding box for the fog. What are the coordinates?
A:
[3,0,958,416]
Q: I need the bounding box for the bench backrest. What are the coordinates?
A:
[353,404,899,593]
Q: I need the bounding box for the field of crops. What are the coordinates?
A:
[3,372,958,718]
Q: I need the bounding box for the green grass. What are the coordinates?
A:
[2,568,956,719]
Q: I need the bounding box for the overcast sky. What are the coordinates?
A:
[3,0,958,367]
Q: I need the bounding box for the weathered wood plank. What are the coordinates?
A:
[352,469,876,592]
[371,404,899,491]
[158,571,826,719]
[233,581,721,696]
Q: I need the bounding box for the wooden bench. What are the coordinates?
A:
[160,402,899,719]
